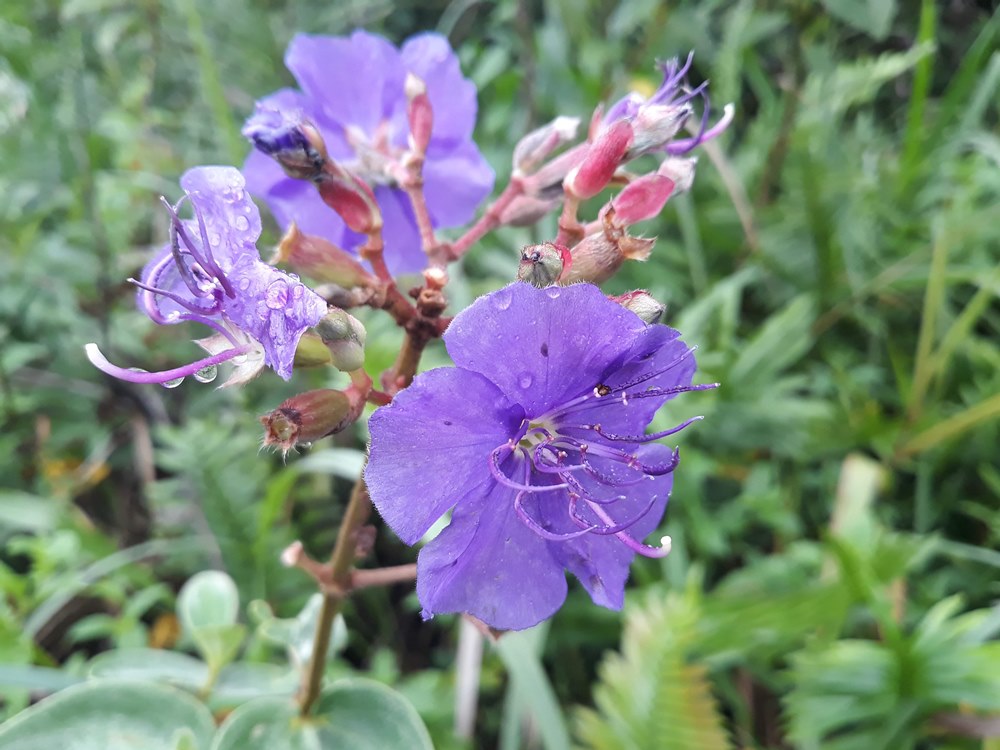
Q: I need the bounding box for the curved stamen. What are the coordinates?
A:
[667,102,734,154]
[489,444,568,493]
[129,277,222,317]
[588,501,672,559]
[160,197,206,299]
[573,495,659,535]
[85,342,251,385]
[586,416,703,443]
[189,194,235,298]
[563,473,628,506]
[514,491,598,541]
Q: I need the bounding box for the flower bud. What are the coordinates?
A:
[405,73,433,154]
[513,116,580,175]
[261,388,364,453]
[242,106,327,181]
[625,103,692,160]
[610,174,676,227]
[517,243,572,287]
[611,290,666,324]
[275,223,375,289]
[561,230,654,285]
[316,167,383,235]
[564,119,634,200]
[315,309,366,372]
[498,195,560,227]
[293,332,333,368]
[657,156,697,192]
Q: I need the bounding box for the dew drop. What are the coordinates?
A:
[265,279,289,309]
[193,364,218,383]
[232,353,248,365]
[545,287,561,299]
[518,372,534,389]
[161,376,184,389]
[492,287,512,310]
[234,215,250,232]
[127,367,149,374]
[238,277,251,291]
[208,232,221,247]
[291,284,304,299]
[299,442,313,450]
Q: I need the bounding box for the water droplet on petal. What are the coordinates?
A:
[545,287,561,299]
[161,376,184,389]
[234,215,250,231]
[518,372,534,389]
[492,287,512,310]
[238,277,251,291]
[208,232,221,247]
[265,279,289,309]
[193,364,218,383]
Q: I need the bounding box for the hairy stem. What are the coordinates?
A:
[445,178,525,261]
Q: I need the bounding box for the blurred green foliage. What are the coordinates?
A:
[1,0,999,747]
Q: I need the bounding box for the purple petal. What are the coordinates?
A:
[375,186,428,275]
[397,33,478,144]
[422,140,495,227]
[285,31,403,134]
[366,367,523,544]
[564,324,698,434]
[179,167,261,270]
[221,256,327,380]
[416,479,567,630]
[445,283,648,417]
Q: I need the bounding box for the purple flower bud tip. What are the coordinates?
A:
[242,106,311,157]
[366,282,715,630]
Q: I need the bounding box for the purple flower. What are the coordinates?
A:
[604,53,734,157]
[86,166,328,385]
[242,30,495,275]
[365,283,713,630]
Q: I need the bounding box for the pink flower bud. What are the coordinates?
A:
[405,73,433,155]
[610,174,676,226]
[498,195,560,227]
[316,167,383,235]
[275,223,376,289]
[657,157,697,192]
[517,243,572,287]
[513,116,580,175]
[260,388,365,453]
[610,290,666,324]
[626,103,691,159]
[564,119,634,200]
[561,231,655,285]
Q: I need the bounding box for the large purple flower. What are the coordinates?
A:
[243,30,495,275]
[366,283,712,630]
[86,166,328,385]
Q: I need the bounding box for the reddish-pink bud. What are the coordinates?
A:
[260,388,365,454]
[657,157,697,192]
[564,119,634,200]
[512,116,579,175]
[317,168,383,235]
[405,73,433,155]
[610,174,676,226]
[498,195,560,227]
[275,223,375,289]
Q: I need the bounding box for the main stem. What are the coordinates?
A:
[299,476,372,716]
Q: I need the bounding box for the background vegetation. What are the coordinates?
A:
[1,0,999,747]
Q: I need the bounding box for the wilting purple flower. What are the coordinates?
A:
[604,52,734,157]
[366,282,713,630]
[243,30,495,275]
[86,166,328,385]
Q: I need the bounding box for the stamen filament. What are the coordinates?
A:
[85,342,251,385]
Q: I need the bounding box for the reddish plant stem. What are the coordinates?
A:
[444,178,525,261]
[351,564,417,590]
[555,194,583,246]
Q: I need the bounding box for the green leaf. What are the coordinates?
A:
[87,648,208,689]
[178,571,239,632]
[575,591,732,750]
[0,680,216,750]
[0,664,83,692]
[210,679,433,750]
[819,0,898,40]
[191,624,246,675]
[250,595,346,668]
